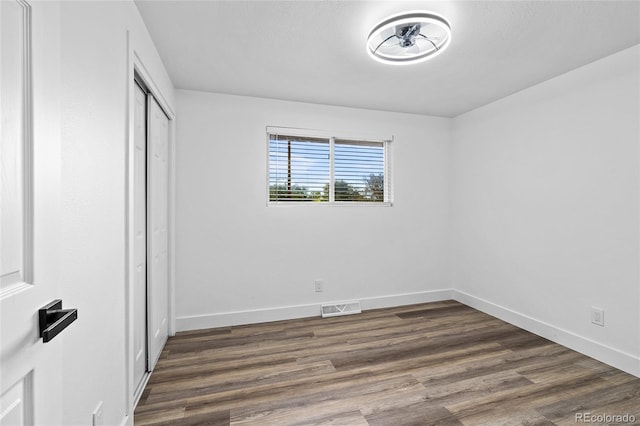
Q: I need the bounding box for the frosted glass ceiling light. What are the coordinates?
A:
[367,11,451,65]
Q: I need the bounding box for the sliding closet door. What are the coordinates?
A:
[147,95,169,368]
[132,83,147,391]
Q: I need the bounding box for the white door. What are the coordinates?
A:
[146,96,169,369]
[1,1,64,425]
[132,83,148,393]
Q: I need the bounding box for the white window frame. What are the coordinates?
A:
[266,126,393,207]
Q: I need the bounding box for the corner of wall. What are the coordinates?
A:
[453,290,640,378]
[448,45,640,378]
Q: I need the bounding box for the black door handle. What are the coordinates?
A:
[39,300,78,343]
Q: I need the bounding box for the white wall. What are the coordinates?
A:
[59,1,174,425]
[175,91,452,329]
[452,45,640,376]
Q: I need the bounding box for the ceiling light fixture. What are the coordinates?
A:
[367,11,451,65]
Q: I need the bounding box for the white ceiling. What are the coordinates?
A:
[135,1,640,117]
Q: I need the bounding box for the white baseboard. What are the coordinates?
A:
[175,289,453,332]
[453,289,640,378]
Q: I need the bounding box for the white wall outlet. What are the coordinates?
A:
[92,401,104,426]
[591,307,604,327]
[314,279,324,292]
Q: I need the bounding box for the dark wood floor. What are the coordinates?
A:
[135,300,640,425]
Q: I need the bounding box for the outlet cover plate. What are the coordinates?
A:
[591,307,604,327]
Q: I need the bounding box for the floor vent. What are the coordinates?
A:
[321,301,362,318]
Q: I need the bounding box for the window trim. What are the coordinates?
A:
[266,126,393,207]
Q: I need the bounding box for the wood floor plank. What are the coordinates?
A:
[535,375,640,424]
[328,324,520,371]
[459,409,555,426]
[365,403,460,426]
[445,370,632,424]
[135,406,186,426]
[395,303,477,319]
[417,343,571,385]
[422,370,533,403]
[221,373,420,415]
[146,360,335,400]
[288,410,369,426]
[135,301,640,425]
[165,330,315,354]
[229,376,428,425]
[146,410,230,426]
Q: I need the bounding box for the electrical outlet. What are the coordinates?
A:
[315,279,324,292]
[591,307,604,327]
[92,401,103,426]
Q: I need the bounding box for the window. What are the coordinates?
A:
[268,128,391,205]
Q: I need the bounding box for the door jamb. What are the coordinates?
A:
[125,30,176,422]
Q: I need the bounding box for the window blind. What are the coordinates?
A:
[334,139,384,202]
[268,131,390,204]
[269,135,330,202]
